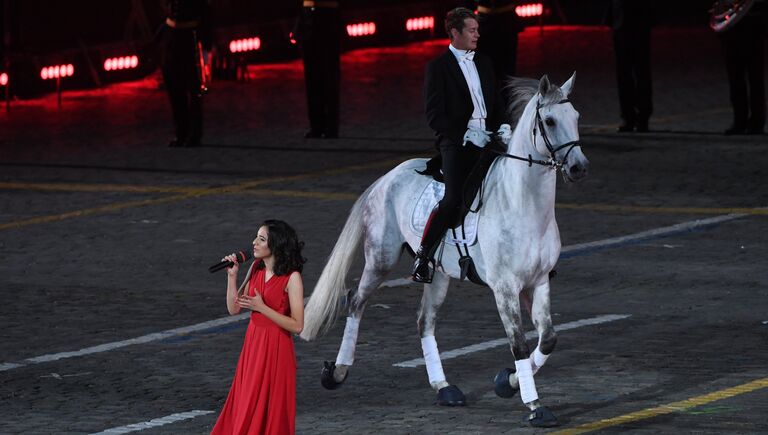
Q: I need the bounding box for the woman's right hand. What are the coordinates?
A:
[223,253,239,277]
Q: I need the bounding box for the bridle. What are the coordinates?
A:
[464,97,582,213]
[492,98,582,173]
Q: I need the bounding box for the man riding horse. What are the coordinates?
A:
[413,7,507,283]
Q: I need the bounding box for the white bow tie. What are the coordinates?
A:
[461,51,475,62]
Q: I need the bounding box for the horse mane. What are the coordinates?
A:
[503,77,565,129]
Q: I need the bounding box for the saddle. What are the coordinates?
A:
[414,140,505,286]
[416,140,504,225]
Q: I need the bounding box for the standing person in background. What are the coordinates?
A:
[609,0,653,133]
[161,0,212,147]
[296,0,341,139]
[718,0,766,135]
[475,0,524,90]
[211,220,306,435]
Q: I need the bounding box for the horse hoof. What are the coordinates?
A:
[523,406,559,428]
[493,367,518,398]
[320,361,346,390]
[435,385,466,406]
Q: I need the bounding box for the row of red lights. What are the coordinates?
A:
[229,37,261,53]
[104,55,139,71]
[26,9,544,83]
[41,64,74,80]
[406,16,435,31]
[516,3,544,18]
[347,22,377,37]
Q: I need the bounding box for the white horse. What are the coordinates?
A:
[300,73,588,427]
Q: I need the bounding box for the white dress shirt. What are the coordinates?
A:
[448,44,487,130]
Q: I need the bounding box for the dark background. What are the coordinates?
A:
[2,0,715,54]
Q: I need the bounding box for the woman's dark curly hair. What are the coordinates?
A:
[256,219,306,275]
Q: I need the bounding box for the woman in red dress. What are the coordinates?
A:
[211,220,306,435]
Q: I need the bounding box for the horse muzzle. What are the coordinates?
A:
[563,159,589,182]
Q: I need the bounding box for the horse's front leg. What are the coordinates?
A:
[529,281,557,375]
[416,270,465,406]
[491,283,558,427]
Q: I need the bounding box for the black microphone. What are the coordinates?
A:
[209,249,252,273]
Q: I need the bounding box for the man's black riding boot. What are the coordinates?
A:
[412,207,445,283]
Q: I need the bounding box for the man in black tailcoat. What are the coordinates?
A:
[412,7,505,283]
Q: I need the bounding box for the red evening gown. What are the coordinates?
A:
[211,268,297,435]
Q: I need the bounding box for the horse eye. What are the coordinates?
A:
[545,118,556,127]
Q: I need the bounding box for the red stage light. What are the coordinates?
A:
[516,3,544,18]
[104,55,139,71]
[229,37,261,53]
[0,72,7,86]
[346,22,376,37]
[40,64,75,80]
[406,16,434,31]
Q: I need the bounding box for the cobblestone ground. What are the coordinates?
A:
[1,26,767,434]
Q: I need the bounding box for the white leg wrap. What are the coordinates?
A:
[515,358,539,404]
[335,317,360,366]
[421,336,446,385]
[530,347,549,375]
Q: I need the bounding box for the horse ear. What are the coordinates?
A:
[538,75,551,96]
[561,71,576,97]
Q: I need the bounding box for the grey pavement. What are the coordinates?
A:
[1,25,767,434]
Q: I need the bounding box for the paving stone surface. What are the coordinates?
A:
[1,26,767,434]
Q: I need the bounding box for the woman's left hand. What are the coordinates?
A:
[237,292,266,312]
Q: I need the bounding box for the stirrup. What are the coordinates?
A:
[412,256,435,283]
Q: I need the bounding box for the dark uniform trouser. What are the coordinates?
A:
[162,27,203,142]
[300,7,341,136]
[721,18,766,131]
[613,25,652,127]
[419,144,483,256]
[476,12,519,81]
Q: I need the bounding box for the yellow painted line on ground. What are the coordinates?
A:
[551,377,768,434]
[243,189,359,201]
[556,203,768,216]
[3,181,766,217]
[0,159,401,231]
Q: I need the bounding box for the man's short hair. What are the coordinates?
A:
[444,7,477,40]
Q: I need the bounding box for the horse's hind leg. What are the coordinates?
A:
[416,270,465,406]
[324,238,399,388]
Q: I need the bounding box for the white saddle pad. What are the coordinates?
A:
[410,180,479,246]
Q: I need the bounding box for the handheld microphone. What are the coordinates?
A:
[209,249,252,273]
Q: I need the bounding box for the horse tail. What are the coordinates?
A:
[300,186,371,341]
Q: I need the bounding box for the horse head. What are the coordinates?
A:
[532,73,589,182]
[505,73,590,182]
